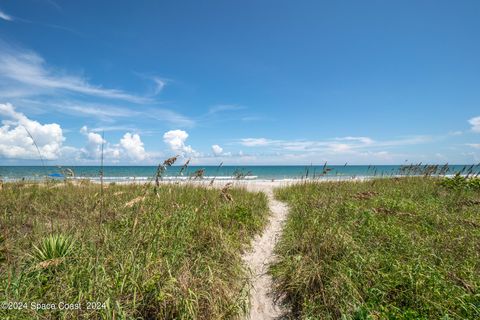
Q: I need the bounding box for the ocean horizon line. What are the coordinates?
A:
[0,163,478,167]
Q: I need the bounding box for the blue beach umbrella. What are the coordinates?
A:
[48,173,64,178]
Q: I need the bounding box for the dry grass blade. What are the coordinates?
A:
[210,162,224,185]
[221,182,233,202]
[124,196,145,208]
[192,169,205,179]
[163,155,179,167]
[154,155,179,195]
[36,258,63,270]
[448,272,476,293]
[179,158,190,176]
[353,191,378,200]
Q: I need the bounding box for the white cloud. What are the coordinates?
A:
[0,44,149,103]
[208,104,245,115]
[241,116,262,122]
[80,126,147,161]
[240,138,273,147]
[163,129,196,156]
[449,131,463,136]
[469,116,480,133]
[0,42,196,133]
[0,9,13,21]
[336,136,374,145]
[90,125,137,133]
[35,100,194,127]
[62,102,137,120]
[149,109,195,128]
[120,132,147,161]
[239,135,430,154]
[467,143,480,149]
[232,135,437,164]
[152,77,166,95]
[211,144,223,156]
[80,126,105,159]
[329,143,354,153]
[0,103,64,159]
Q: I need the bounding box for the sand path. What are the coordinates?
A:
[242,183,289,320]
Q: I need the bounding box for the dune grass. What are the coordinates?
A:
[272,177,480,319]
[0,181,269,319]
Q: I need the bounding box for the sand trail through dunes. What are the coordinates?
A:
[242,184,289,320]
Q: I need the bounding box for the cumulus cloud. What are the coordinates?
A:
[469,116,480,133]
[80,126,148,161]
[120,132,147,161]
[211,144,223,156]
[80,126,105,159]
[0,103,64,159]
[163,129,196,156]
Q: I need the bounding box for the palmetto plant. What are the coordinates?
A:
[31,234,75,262]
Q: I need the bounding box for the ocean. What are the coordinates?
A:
[0,165,478,182]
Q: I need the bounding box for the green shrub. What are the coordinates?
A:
[31,234,75,262]
[440,174,480,191]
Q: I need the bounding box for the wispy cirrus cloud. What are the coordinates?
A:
[0,41,195,128]
[240,138,275,147]
[0,45,150,103]
[196,103,264,126]
[148,109,195,128]
[18,98,195,128]
[152,77,167,95]
[44,0,62,12]
[0,8,13,21]
[335,136,374,145]
[208,104,245,115]
[238,135,432,154]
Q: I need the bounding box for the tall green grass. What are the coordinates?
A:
[272,177,480,319]
[0,181,269,319]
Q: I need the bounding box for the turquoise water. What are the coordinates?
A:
[0,165,478,182]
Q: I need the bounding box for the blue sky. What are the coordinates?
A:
[0,0,479,165]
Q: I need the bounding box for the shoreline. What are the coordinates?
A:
[0,174,466,185]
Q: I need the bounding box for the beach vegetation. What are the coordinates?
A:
[0,181,269,319]
[271,177,480,319]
